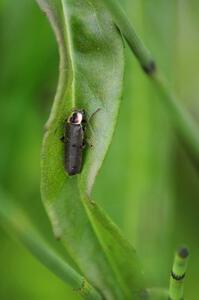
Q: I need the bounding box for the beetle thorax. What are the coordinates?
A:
[68,111,83,125]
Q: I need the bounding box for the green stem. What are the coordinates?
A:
[102,0,154,73]
[169,247,189,300]
[0,191,102,300]
[102,0,199,166]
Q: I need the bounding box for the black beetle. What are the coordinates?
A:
[63,109,86,176]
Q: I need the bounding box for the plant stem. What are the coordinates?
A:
[102,0,199,166]
[102,0,154,73]
[0,191,102,300]
[169,247,189,300]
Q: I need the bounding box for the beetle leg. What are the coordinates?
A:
[60,136,70,143]
[60,136,65,143]
[80,145,85,150]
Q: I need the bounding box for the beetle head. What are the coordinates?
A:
[68,109,85,125]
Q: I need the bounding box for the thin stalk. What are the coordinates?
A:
[0,191,102,300]
[102,0,199,166]
[102,0,154,73]
[169,247,189,300]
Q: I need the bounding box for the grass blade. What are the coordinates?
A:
[0,190,102,300]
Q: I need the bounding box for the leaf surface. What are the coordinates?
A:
[0,189,102,300]
[38,0,145,298]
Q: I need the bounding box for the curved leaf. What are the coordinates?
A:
[0,190,102,300]
[38,0,145,299]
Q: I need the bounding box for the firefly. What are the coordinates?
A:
[63,109,86,176]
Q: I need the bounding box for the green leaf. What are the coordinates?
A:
[38,0,145,299]
[0,190,102,300]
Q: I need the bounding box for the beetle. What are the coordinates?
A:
[63,109,86,176]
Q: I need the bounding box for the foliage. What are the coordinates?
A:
[0,0,199,299]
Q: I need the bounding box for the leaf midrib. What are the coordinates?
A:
[61,0,76,108]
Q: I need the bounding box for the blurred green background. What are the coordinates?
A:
[0,0,199,299]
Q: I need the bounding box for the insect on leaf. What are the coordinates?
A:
[38,0,145,299]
